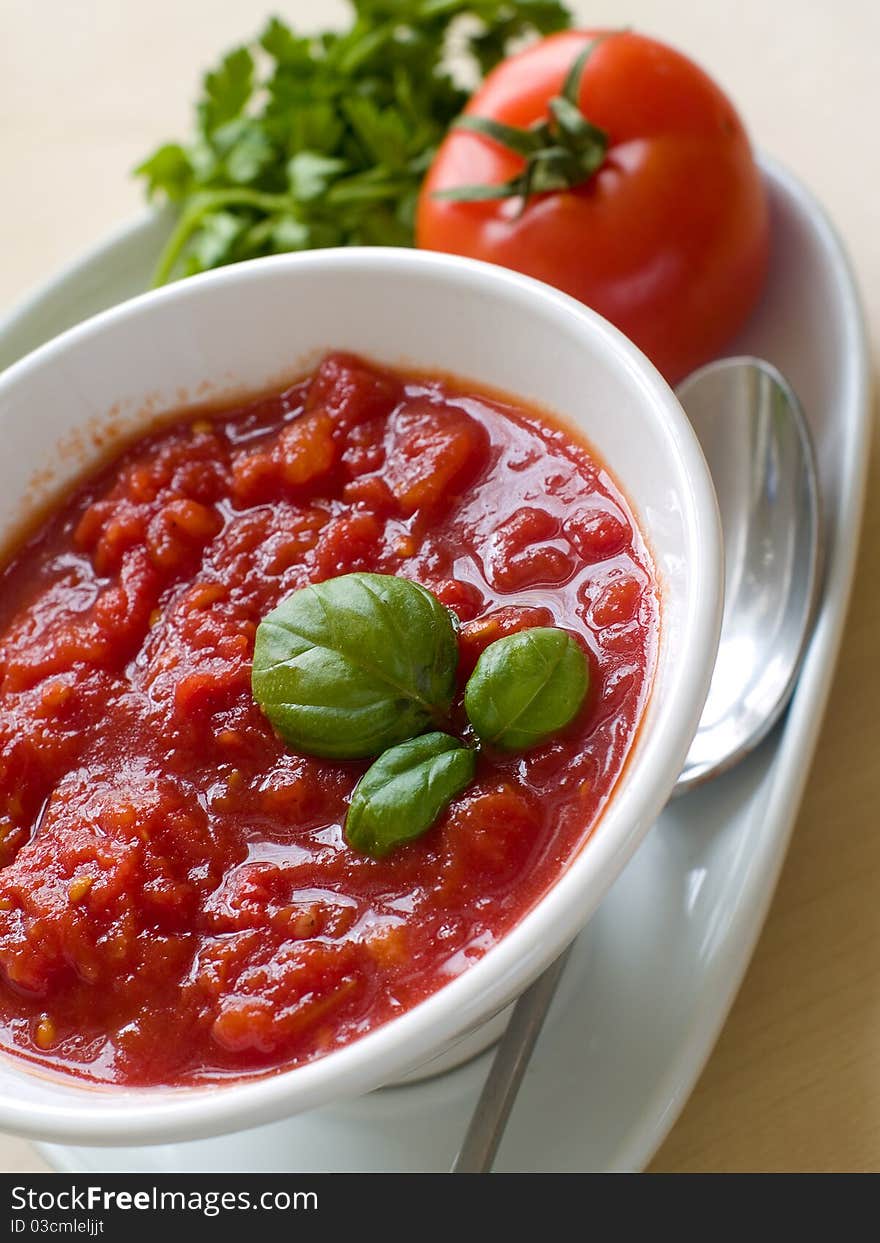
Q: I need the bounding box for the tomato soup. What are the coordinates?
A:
[0,352,656,1084]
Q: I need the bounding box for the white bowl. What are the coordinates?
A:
[0,247,722,1144]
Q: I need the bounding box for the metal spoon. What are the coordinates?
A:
[451,356,821,1173]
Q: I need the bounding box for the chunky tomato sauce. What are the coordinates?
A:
[0,353,656,1085]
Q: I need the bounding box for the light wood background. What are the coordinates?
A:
[2,0,877,1173]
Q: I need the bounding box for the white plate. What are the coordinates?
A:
[0,157,868,1174]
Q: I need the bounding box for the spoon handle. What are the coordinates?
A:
[451,944,572,1173]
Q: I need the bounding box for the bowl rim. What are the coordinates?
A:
[0,246,722,1143]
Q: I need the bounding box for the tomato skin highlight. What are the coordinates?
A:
[417,30,770,385]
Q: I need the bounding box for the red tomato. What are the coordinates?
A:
[417,31,769,385]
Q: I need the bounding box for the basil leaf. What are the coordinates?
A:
[345,732,476,858]
[464,627,589,751]
[252,572,459,759]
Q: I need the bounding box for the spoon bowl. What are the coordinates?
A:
[676,358,821,791]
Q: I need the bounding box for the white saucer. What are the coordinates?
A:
[0,157,869,1173]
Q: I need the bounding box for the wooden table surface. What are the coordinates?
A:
[2,0,878,1173]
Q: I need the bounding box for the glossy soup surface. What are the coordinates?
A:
[0,353,656,1084]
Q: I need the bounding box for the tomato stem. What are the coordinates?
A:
[432,32,619,209]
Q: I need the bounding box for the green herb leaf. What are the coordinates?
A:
[136,1,572,283]
[259,16,313,65]
[252,572,459,760]
[268,217,312,251]
[134,143,194,202]
[287,152,348,202]
[184,210,247,271]
[199,47,255,135]
[464,627,589,751]
[213,120,276,185]
[345,732,476,857]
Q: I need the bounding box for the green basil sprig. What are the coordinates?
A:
[345,733,476,858]
[464,627,589,751]
[251,572,458,759]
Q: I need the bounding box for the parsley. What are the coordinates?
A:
[135,1,571,285]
